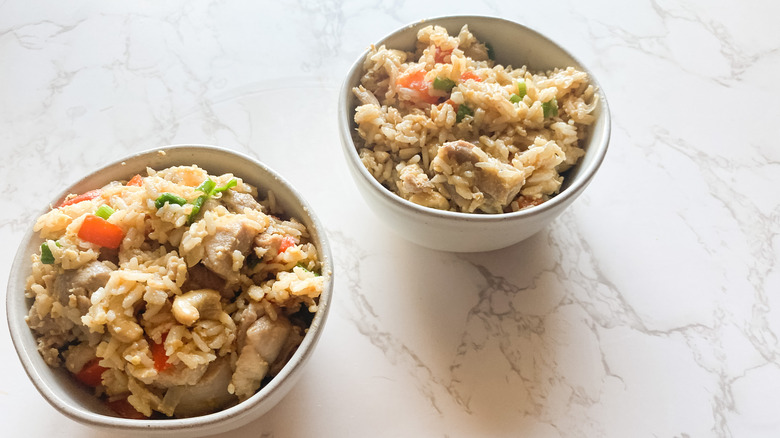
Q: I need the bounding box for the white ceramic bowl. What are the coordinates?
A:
[6,145,334,437]
[339,15,611,252]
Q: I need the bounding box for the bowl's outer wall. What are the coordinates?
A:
[339,16,610,252]
[7,145,334,437]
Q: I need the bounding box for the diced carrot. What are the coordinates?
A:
[106,398,147,419]
[150,334,171,372]
[434,47,452,64]
[460,71,482,82]
[396,70,426,89]
[126,174,143,187]
[74,358,108,387]
[278,235,296,253]
[396,70,439,105]
[59,189,102,208]
[78,214,124,249]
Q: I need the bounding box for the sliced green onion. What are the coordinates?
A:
[187,194,209,225]
[433,77,456,92]
[456,104,473,122]
[509,81,527,103]
[295,262,321,276]
[213,178,237,194]
[95,205,115,220]
[542,98,558,118]
[196,178,216,194]
[517,81,527,99]
[186,178,236,224]
[485,42,495,60]
[40,242,55,264]
[154,193,187,209]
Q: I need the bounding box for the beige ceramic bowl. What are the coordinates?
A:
[6,145,334,437]
[339,15,610,252]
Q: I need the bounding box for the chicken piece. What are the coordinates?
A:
[396,163,450,210]
[433,140,529,213]
[439,141,479,164]
[52,260,112,312]
[182,263,226,294]
[268,326,304,376]
[154,361,210,388]
[62,343,97,374]
[254,232,283,261]
[202,218,262,282]
[247,316,293,362]
[221,190,264,214]
[230,315,292,401]
[235,301,265,352]
[398,163,434,194]
[171,357,237,417]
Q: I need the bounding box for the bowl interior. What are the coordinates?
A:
[7,145,333,433]
[341,15,610,215]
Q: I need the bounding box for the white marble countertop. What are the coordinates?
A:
[1,1,778,437]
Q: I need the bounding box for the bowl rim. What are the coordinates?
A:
[339,14,611,223]
[6,144,334,431]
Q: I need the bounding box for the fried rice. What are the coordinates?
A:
[352,24,598,213]
[25,165,324,418]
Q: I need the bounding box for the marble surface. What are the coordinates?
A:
[1,1,778,437]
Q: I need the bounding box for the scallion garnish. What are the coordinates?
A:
[154,193,187,209]
[95,205,115,220]
[510,81,528,103]
[40,242,55,264]
[433,77,456,92]
[542,98,558,118]
[295,262,321,276]
[213,178,237,194]
[517,81,527,98]
[456,104,473,122]
[185,178,238,224]
[187,194,208,225]
[196,178,216,194]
